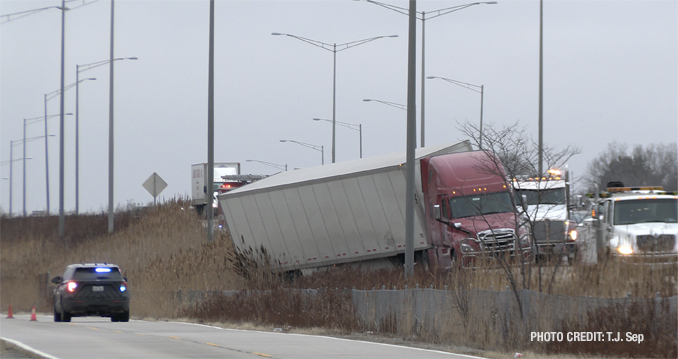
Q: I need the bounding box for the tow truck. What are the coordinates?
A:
[589,183,678,264]
[513,169,579,264]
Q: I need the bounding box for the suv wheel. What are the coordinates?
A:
[111,311,129,322]
[53,306,61,322]
[61,307,71,322]
[119,310,129,322]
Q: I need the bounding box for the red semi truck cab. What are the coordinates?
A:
[422,151,531,269]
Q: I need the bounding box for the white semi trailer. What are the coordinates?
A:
[218,141,477,273]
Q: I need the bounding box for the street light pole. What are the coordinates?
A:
[24,114,70,217]
[359,0,496,148]
[280,140,324,165]
[272,32,397,163]
[427,76,484,148]
[58,0,66,236]
[206,0,215,242]
[538,0,544,176]
[404,0,417,279]
[8,135,52,217]
[22,121,26,216]
[9,141,14,217]
[108,0,115,234]
[76,57,135,214]
[312,118,363,158]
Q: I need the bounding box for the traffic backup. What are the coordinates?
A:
[51,263,130,322]
[591,184,678,263]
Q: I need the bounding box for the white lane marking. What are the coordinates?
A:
[1,337,61,359]
[153,320,488,358]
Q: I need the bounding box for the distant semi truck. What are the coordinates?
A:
[191,162,240,215]
[218,141,531,273]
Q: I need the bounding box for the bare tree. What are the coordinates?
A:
[586,142,677,191]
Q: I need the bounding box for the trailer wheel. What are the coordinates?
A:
[415,251,430,271]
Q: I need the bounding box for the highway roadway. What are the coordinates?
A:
[1,314,486,359]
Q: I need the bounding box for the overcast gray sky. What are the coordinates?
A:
[1,0,676,215]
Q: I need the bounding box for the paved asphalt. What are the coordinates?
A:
[1,314,487,359]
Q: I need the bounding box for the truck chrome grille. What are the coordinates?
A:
[477,229,515,252]
[533,220,566,243]
[637,234,676,252]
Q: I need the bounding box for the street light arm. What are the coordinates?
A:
[273,33,397,53]
[65,0,102,11]
[0,158,33,166]
[0,6,63,24]
[46,79,96,101]
[337,35,398,52]
[361,0,496,21]
[11,135,55,146]
[363,98,407,111]
[425,2,496,20]
[280,139,323,152]
[1,0,101,24]
[362,0,411,17]
[313,118,360,131]
[272,33,335,52]
[246,159,287,172]
[78,57,138,73]
[428,76,482,93]
[24,113,73,125]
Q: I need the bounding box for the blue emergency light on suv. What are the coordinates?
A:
[51,263,130,322]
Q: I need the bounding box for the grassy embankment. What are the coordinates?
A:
[0,199,241,318]
[1,200,675,357]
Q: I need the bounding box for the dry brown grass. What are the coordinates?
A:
[0,199,242,317]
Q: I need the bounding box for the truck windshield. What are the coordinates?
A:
[515,188,566,206]
[450,191,515,219]
[614,198,678,225]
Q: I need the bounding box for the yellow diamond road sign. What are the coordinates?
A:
[143,172,167,198]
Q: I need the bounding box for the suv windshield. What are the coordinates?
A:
[515,188,566,206]
[614,198,678,225]
[450,191,515,219]
[72,267,123,281]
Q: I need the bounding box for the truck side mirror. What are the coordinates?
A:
[434,204,455,227]
[51,276,61,284]
[521,194,528,212]
[433,204,442,221]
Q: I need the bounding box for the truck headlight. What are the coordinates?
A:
[569,230,577,241]
[617,246,633,255]
[461,240,475,253]
[520,234,530,247]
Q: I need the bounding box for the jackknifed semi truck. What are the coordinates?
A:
[218,140,530,272]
